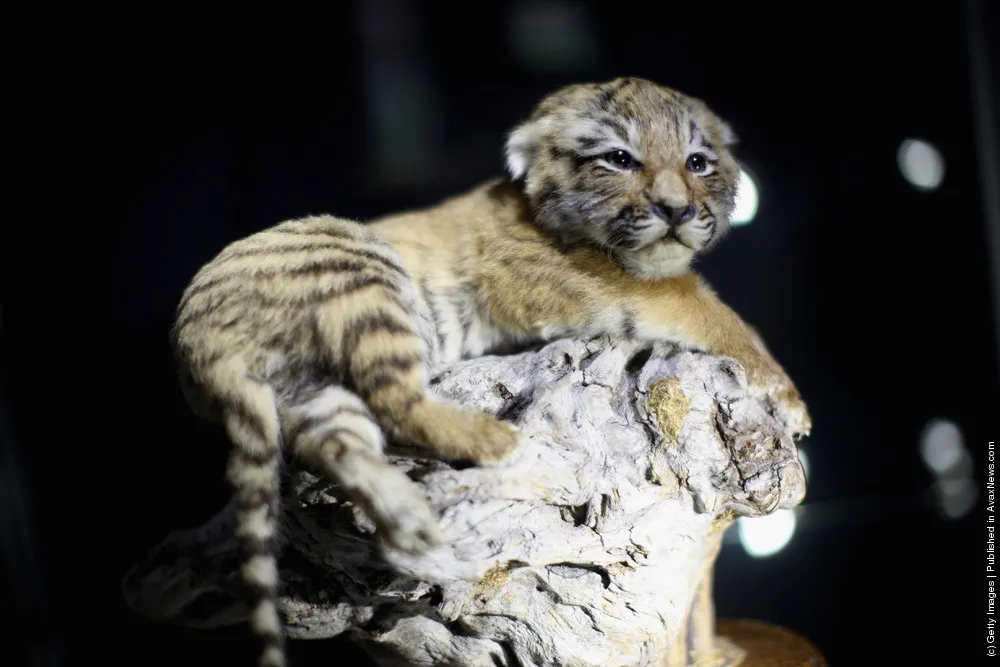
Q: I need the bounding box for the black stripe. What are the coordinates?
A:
[356,351,423,375]
[174,300,228,334]
[706,217,718,241]
[354,370,404,397]
[233,446,278,467]
[283,258,383,278]
[454,295,474,352]
[689,119,718,155]
[252,630,281,646]
[548,145,567,160]
[225,240,333,257]
[699,203,719,241]
[596,82,624,113]
[272,224,357,240]
[536,180,560,207]
[551,145,590,170]
[333,245,407,277]
[284,382,342,407]
[597,117,629,144]
[238,534,280,559]
[399,394,422,415]
[179,245,403,310]
[288,414,328,443]
[290,404,372,435]
[220,240,332,260]
[622,310,638,339]
[242,576,277,601]
[605,207,645,249]
[233,487,275,512]
[289,411,374,446]
[228,240,407,278]
[339,274,399,296]
[234,525,286,657]
[174,275,399,333]
[314,426,372,454]
[420,278,448,354]
[176,273,230,313]
[227,401,272,449]
[261,331,294,350]
[340,311,414,360]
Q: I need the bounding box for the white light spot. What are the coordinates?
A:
[919,418,966,476]
[897,139,945,191]
[797,448,810,480]
[933,477,977,520]
[738,508,796,558]
[731,169,758,225]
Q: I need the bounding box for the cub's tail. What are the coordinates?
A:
[215,365,287,667]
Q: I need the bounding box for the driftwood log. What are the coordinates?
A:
[123,338,807,667]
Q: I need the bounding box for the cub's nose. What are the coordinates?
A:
[651,201,696,226]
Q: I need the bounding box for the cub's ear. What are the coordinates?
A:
[715,117,738,147]
[505,120,545,180]
[688,97,738,148]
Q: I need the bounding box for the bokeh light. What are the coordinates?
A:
[897,139,945,191]
[731,169,758,225]
[738,509,797,558]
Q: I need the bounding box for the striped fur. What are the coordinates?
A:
[170,78,810,667]
[506,77,740,280]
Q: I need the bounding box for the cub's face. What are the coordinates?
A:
[506,77,741,280]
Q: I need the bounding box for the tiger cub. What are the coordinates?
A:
[170,77,810,667]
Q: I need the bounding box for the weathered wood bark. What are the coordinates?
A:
[123,338,806,667]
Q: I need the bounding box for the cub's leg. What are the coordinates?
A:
[316,283,521,463]
[632,274,812,438]
[286,385,443,553]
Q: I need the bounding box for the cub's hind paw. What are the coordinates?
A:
[369,470,444,554]
[465,416,524,465]
[412,402,524,465]
[339,452,443,554]
[378,501,443,555]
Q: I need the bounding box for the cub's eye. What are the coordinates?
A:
[603,149,639,170]
[685,153,708,173]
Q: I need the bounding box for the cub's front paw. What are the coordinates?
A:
[746,370,811,440]
[728,337,811,439]
[770,384,812,440]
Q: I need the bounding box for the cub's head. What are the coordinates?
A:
[506,77,740,280]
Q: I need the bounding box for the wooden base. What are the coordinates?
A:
[714,619,827,667]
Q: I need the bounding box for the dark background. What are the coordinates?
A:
[7,0,1000,665]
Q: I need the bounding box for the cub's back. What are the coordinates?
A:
[170,215,413,402]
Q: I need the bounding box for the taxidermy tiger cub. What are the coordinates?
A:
[171,76,811,667]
